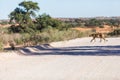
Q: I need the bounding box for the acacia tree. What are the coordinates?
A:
[19,1,40,23]
[9,1,40,33]
[9,8,25,24]
[9,1,40,25]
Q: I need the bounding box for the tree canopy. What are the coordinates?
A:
[9,1,40,24]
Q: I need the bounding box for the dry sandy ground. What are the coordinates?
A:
[50,37,120,47]
[0,37,120,80]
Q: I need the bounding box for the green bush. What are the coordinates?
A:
[0,38,4,51]
[108,29,120,36]
[0,42,3,51]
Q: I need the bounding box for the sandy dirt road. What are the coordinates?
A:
[0,37,120,80]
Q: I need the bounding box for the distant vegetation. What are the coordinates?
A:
[59,18,120,28]
[0,1,120,50]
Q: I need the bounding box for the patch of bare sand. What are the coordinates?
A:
[50,37,120,47]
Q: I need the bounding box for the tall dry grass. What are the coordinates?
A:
[0,28,90,50]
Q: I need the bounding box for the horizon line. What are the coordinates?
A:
[1,16,120,20]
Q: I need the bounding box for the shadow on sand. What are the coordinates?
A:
[17,44,120,56]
